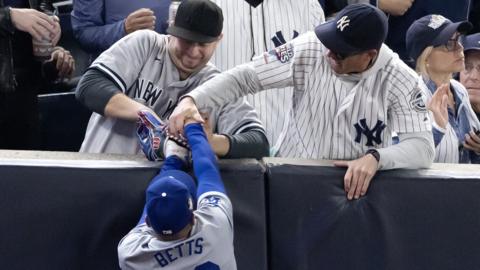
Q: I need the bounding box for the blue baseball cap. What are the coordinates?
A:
[146,170,197,236]
[406,15,472,62]
[462,33,480,51]
[314,4,388,55]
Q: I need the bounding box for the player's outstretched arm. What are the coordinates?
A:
[184,122,226,197]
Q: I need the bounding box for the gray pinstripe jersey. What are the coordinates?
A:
[190,31,432,160]
[118,192,236,270]
[80,30,263,154]
[209,0,325,154]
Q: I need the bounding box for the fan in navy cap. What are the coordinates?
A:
[314,3,388,74]
[406,15,480,164]
[459,33,480,121]
[118,120,237,269]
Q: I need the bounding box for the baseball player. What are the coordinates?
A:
[75,0,269,159]
[209,0,325,155]
[118,120,236,269]
[169,4,435,200]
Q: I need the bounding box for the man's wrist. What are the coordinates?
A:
[366,149,380,163]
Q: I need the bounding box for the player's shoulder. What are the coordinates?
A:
[198,191,231,208]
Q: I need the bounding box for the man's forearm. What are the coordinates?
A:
[188,63,262,110]
[377,131,435,170]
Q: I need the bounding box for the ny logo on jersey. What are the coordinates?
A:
[336,16,350,32]
[354,119,386,147]
[271,30,299,47]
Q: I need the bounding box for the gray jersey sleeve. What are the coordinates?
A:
[205,98,265,135]
[89,29,165,93]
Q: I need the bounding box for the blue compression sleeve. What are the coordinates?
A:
[185,123,226,197]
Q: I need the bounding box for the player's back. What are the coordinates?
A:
[118,192,236,270]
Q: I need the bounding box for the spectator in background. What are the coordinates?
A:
[406,15,480,163]
[322,0,471,66]
[0,0,75,150]
[460,33,480,121]
[71,0,171,60]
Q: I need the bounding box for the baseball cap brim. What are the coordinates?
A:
[463,33,480,51]
[432,21,472,47]
[314,20,360,55]
[167,25,219,43]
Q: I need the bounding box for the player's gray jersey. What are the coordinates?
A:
[80,30,263,155]
[209,0,324,154]
[421,79,480,163]
[191,31,432,160]
[118,191,236,270]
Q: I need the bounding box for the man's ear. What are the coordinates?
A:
[367,49,378,59]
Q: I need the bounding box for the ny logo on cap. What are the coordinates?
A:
[428,15,446,30]
[336,16,350,32]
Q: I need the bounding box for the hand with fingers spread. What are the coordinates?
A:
[378,0,415,16]
[124,8,156,34]
[464,130,480,154]
[334,153,379,200]
[427,83,450,129]
[49,47,75,79]
[168,97,204,137]
[9,8,57,41]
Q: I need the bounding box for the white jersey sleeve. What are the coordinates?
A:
[189,32,322,110]
[90,30,164,93]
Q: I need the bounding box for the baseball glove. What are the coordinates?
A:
[136,110,189,161]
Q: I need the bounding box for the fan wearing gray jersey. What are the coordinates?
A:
[75,0,269,159]
[209,0,325,155]
[118,121,236,269]
[169,4,435,200]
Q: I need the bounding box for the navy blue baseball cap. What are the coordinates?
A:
[406,15,472,62]
[146,170,197,236]
[315,4,388,55]
[463,33,480,51]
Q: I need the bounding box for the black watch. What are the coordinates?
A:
[366,149,380,162]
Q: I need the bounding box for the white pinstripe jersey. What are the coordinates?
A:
[80,30,263,155]
[191,31,432,160]
[118,192,236,270]
[209,0,325,153]
[421,79,480,163]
